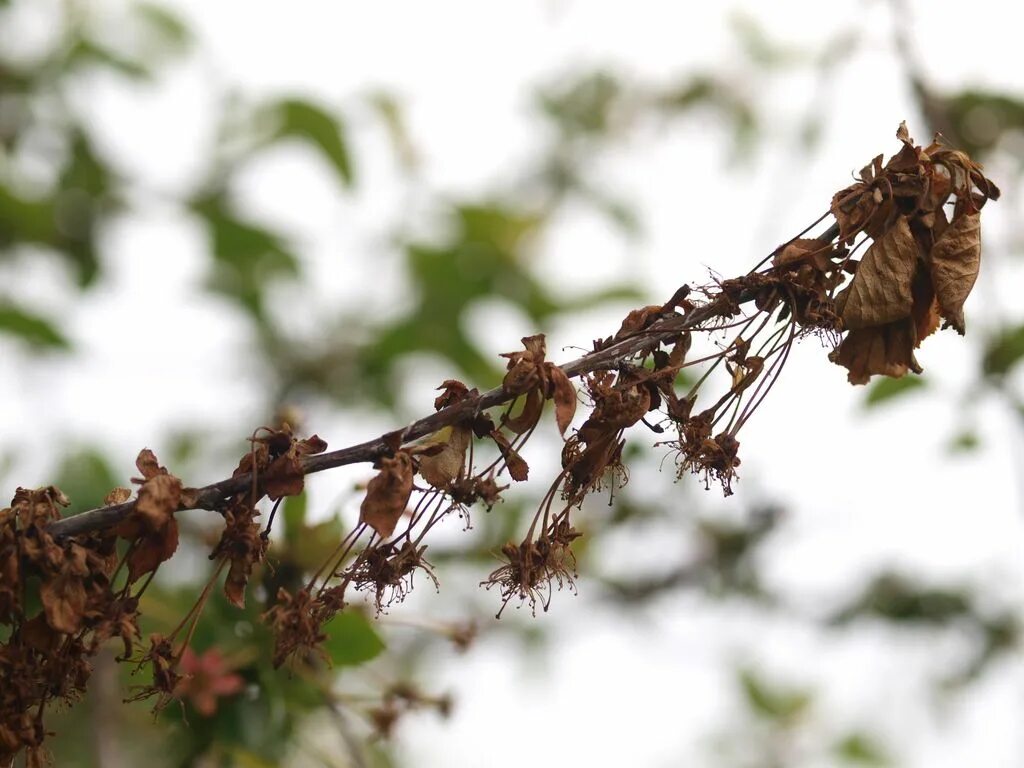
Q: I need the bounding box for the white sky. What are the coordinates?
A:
[4,0,1024,766]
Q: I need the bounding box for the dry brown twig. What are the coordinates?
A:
[0,125,1000,766]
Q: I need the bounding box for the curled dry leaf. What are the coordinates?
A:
[831,319,922,385]
[103,487,132,506]
[503,387,544,434]
[39,543,89,634]
[773,238,832,271]
[417,425,471,489]
[836,217,918,330]
[360,452,414,539]
[549,367,577,436]
[116,451,182,583]
[489,429,529,482]
[500,334,547,396]
[929,210,981,335]
[434,379,472,410]
[263,433,328,501]
[215,501,267,609]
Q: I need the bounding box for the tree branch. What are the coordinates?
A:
[47,224,840,540]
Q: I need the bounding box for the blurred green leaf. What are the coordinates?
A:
[282,492,307,545]
[947,429,980,453]
[864,375,927,407]
[0,177,101,287]
[946,90,1024,156]
[830,573,972,626]
[729,12,802,68]
[0,303,69,350]
[67,38,151,80]
[738,669,811,723]
[367,91,417,172]
[539,71,622,137]
[274,514,347,573]
[982,323,1024,379]
[134,2,192,50]
[55,447,119,514]
[191,192,300,316]
[321,611,385,667]
[267,99,354,187]
[834,732,889,765]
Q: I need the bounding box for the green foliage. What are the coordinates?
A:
[834,732,890,765]
[863,374,927,407]
[0,303,69,350]
[322,612,385,667]
[54,448,119,515]
[982,322,1024,380]
[945,90,1024,156]
[190,191,301,317]
[263,98,355,188]
[738,669,812,723]
[830,572,971,625]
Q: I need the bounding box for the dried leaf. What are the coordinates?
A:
[135,448,166,480]
[417,425,470,488]
[773,238,830,270]
[40,572,86,633]
[135,473,181,529]
[929,211,981,335]
[549,367,577,436]
[360,453,414,539]
[504,388,544,434]
[490,430,530,482]
[836,217,919,330]
[831,318,922,385]
[263,453,304,500]
[116,453,182,582]
[910,267,941,346]
[500,334,546,395]
[615,305,661,337]
[104,487,132,505]
[125,520,179,582]
[296,434,328,455]
[434,379,471,410]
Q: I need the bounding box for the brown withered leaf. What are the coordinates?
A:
[434,379,471,410]
[549,367,576,436]
[491,430,532,483]
[214,501,268,608]
[134,448,166,481]
[500,334,546,395]
[929,210,981,335]
[117,451,182,582]
[773,238,831,270]
[729,356,764,395]
[504,387,544,434]
[417,425,471,489]
[360,452,414,539]
[263,454,304,500]
[836,217,919,330]
[490,430,529,482]
[911,267,941,346]
[104,487,132,505]
[615,305,662,338]
[831,318,922,385]
[125,522,179,583]
[135,473,182,530]
[40,571,86,634]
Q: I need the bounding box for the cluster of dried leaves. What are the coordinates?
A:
[0,125,998,766]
